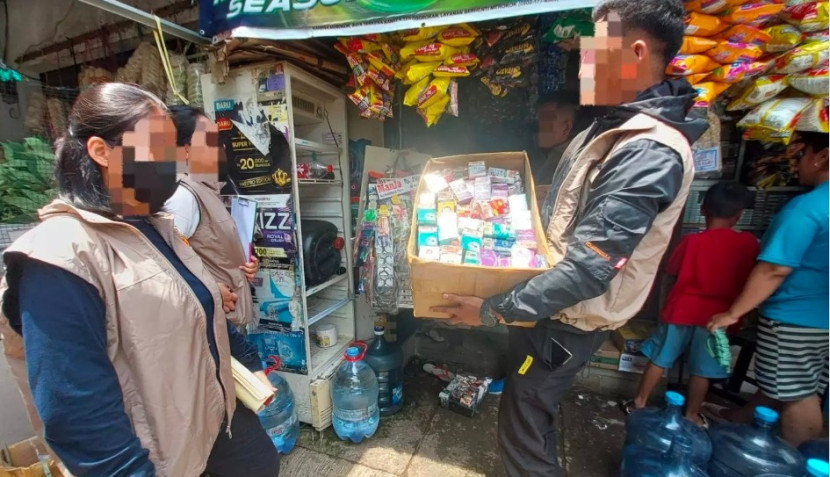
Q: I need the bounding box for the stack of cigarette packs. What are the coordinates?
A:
[415,160,547,269]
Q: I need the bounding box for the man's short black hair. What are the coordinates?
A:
[702,181,753,219]
[539,92,579,111]
[797,131,829,154]
[592,0,686,69]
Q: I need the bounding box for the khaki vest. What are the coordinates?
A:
[547,113,695,331]
[0,200,236,477]
[179,176,254,326]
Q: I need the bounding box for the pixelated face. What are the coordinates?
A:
[538,103,574,149]
[107,109,184,216]
[796,137,830,186]
[187,115,225,185]
[579,12,649,106]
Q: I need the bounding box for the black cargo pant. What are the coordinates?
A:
[203,400,281,477]
[498,321,609,477]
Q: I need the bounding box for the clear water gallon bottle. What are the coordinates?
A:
[621,433,709,477]
[363,326,404,416]
[708,406,804,477]
[257,356,299,454]
[624,391,712,468]
[331,344,380,443]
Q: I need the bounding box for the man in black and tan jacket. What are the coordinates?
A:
[432,1,708,475]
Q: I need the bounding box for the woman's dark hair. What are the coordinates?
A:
[168,104,207,147]
[798,131,829,155]
[55,83,166,214]
[702,181,753,219]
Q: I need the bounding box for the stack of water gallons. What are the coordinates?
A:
[330,326,404,444]
[622,391,827,477]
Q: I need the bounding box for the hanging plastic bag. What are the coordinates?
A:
[764,24,807,52]
[728,74,790,110]
[738,97,812,144]
[781,2,830,32]
[774,41,830,73]
[789,65,830,95]
[795,97,829,132]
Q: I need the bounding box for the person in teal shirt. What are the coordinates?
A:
[709,131,829,447]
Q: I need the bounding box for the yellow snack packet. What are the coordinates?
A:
[437,24,480,47]
[764,24,805,53]
[706,60,769,83]
[738,97,812,144]
[727,74,790,110]
[414,43,459,62]
[418,94,451,127]
[417,77,451,109]
[403,61,441,85]
[666,54,722,75]
[401,27,445,42]
[722,1,786,25]
[444,52,480,67]
[795,97,829,133]
[338,38,381,54]
[681,36,719,54]
[433,65,471,78]
[781,2,830,33]
[694,81,732,106]
[404,76,431,107]
[396,58,418,80]
[706,41,764,63]
[717,24,772,45]
[684,12,727,37]
[687,73,712,85]
[774,40,830,74]
[400,41,430,62]
[685,0,730,14]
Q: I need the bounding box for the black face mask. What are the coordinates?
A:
[122,160,180,215]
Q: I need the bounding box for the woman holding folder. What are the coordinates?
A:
[162,105,260,327]
[0,84,279,477]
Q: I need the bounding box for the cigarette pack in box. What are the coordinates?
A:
[417,225,439,247]
[474,177,492,201]
[449,179,474,203]
[437,199,456,215]
[509,194,528,212]
[488,167,509,183]
[418,207,437,225]
[407,152,552,325]
[463,250,480,265]
[438,212,459,245]
[419,246,441,261]
[440,245,463,264]
[424,173,449,193]
[468,161,487,179]
[461,232,483,252]
[619,352,651,374]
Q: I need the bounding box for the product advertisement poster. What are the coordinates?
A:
[250,194,298,258]
[200,0,590,39]
[209,64,293,196]
[248,329,308,374]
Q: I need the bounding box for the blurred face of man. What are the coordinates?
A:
[579,11,657,106]
[538,102,575,149]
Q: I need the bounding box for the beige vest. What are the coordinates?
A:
[0,200,236,477]
[547,113,695,331]
[179,176,254,326]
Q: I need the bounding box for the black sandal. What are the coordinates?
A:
[619,400,636,415]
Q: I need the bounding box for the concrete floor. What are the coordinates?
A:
[281,375,626,477]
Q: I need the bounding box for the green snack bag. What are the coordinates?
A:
[544,9,595,44]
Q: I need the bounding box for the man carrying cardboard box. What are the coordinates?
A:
[431,1,707,475]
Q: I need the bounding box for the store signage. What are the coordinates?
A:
[375,175,420,200]
[200,0,590,39]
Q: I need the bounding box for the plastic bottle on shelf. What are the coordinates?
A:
[363,325,404,416]
[621,433,709,477]
[331,344,380,443]
[708,407,804,477]
[256,356,299,454]
[623,391,712,468]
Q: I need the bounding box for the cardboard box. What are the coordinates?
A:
[407,152,553,326]
[0,437,66,477]
[589,339,621,370]
[618,352,651,374]
[612,320,658,355]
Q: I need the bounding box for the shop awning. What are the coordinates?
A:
[200,0,598,41]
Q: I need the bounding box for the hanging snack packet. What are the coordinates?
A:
[764,24,806,52]
[707,60,769,82]
[403,61,441,84]
[706,41,764,63]
[685,12,727,37]
[789,65,830,95]
[687,73,713,85]
[437,24,480,47]
[686,0,730,14]
[414,43,458,62]
[694,81,733,106]
[781,2,830,32]
[795,97,829,132]
[433,65,471,78]
[400,41,430,62]
[339,38,381,54]
[365,52,397,79]
[717,24,773,45]
[721,1,786,25]
[418,94,451,127]
[366,67,393,92]
[543,12,594,43]
[666,54,722,75]
[404,76,431,107]
[738,97,812,143]
[728,74,790,109]
[417,77,452,109]
[445,80,459,117]
[401,26,444,42]
[381,43,401,65]
[774,41,830,73]
[681,36,719,54]
[500,41,536,64]
[444,52,480,67]
[805,30,830,42]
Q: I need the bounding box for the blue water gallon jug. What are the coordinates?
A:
[624,391,712,467]
[331,343,380,443]
[621,433,709,477]
[757,458,830,477]
[708,407,804,477]
[257,356,299,454]
[363,326,404,416]
[800,440,830,463]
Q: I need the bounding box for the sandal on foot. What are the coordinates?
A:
[619,400,637,415]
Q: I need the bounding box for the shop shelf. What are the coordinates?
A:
[294,138,339,155]
[306,295,351,327]
[306,273,348,297]
[310,340,349,375]
[298,178,342,185]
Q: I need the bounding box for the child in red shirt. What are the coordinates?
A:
[624,181,759,426]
